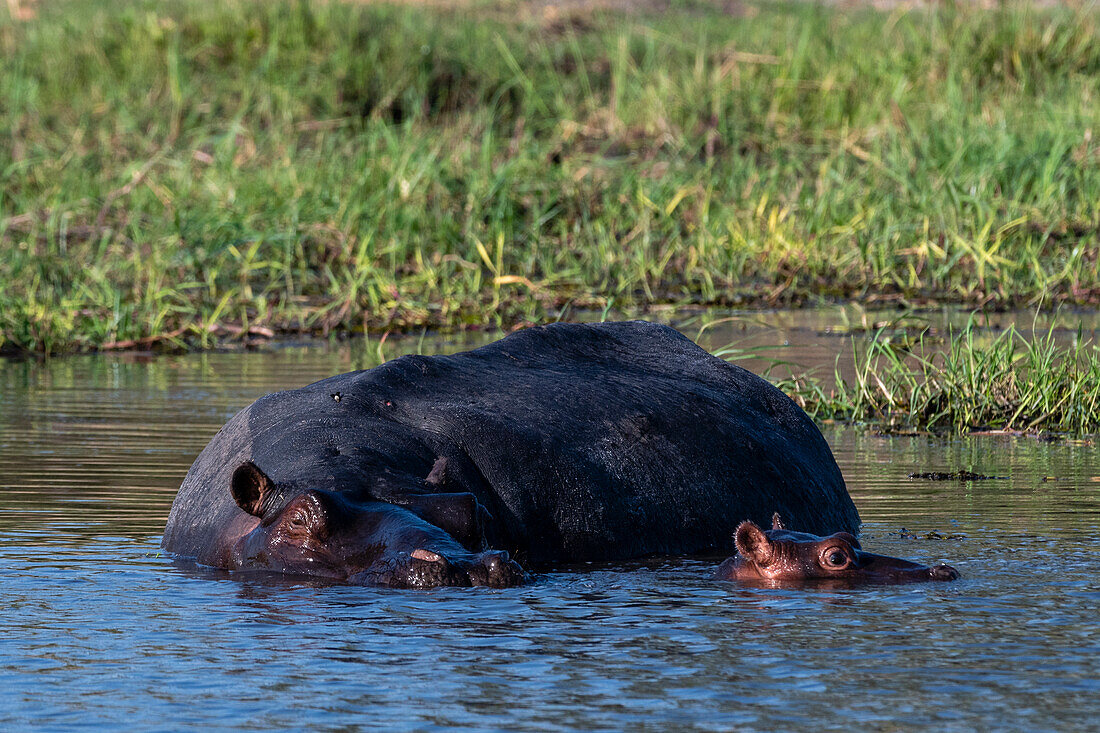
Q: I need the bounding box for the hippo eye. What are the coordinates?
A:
[287,509,309,530]
[280,493,332,541]
[822,547,851,569]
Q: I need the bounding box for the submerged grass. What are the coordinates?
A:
[2,0,1100,353]
[777,318,1100,434]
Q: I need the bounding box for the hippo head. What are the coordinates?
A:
[223,462,528,588]
[714,514,959,585]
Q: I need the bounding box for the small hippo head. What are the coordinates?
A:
[714,514,959,585]
[224,462,528,589]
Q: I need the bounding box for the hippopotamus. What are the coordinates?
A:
[714,513,960,584]
[162,320,863,588]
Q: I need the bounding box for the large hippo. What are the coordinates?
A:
[162,321,860,587]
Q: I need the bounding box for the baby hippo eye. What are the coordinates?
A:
[822,547,850,569]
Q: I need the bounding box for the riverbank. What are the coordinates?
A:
[3,0,1099,355]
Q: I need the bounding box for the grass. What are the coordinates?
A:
[775,317,1100,434]
[2,0,1100,354]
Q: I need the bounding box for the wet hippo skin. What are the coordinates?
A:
[162,321,860,588]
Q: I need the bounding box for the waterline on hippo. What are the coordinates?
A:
[161,321,953,589]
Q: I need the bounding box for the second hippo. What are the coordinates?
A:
[714,514,960,584]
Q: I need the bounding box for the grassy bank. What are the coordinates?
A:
[775,319,1100,434]
[2,0,1100,354]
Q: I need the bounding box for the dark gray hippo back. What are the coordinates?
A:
[163,321,858,566]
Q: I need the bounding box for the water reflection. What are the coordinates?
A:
[1,311,1098,729]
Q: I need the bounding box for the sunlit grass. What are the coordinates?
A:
[777,318,1100,434]
[2,0,1099,353]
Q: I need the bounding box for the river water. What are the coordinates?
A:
[1,310,1097,730]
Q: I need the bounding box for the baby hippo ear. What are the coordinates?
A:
[230,461,275,517]
[734,521,774,567]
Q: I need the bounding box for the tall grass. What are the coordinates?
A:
[2,0,1099,353]
[779,319,1100,434]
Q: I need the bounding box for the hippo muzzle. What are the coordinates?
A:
[349,547,526,589]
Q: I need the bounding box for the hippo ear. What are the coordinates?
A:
[231,461,274,517]
[734,521,774,566]
[771,512,785,531]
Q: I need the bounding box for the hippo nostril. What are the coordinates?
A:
[484,550,508,572]
[930,563,960,581]
[466,550,525,588]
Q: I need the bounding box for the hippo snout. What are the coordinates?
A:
[386,548,527,589]
[930,563,960,581]
[398,550,465,588]
[467,550,528,588]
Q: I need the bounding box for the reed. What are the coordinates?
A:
[778,318,1100,434]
